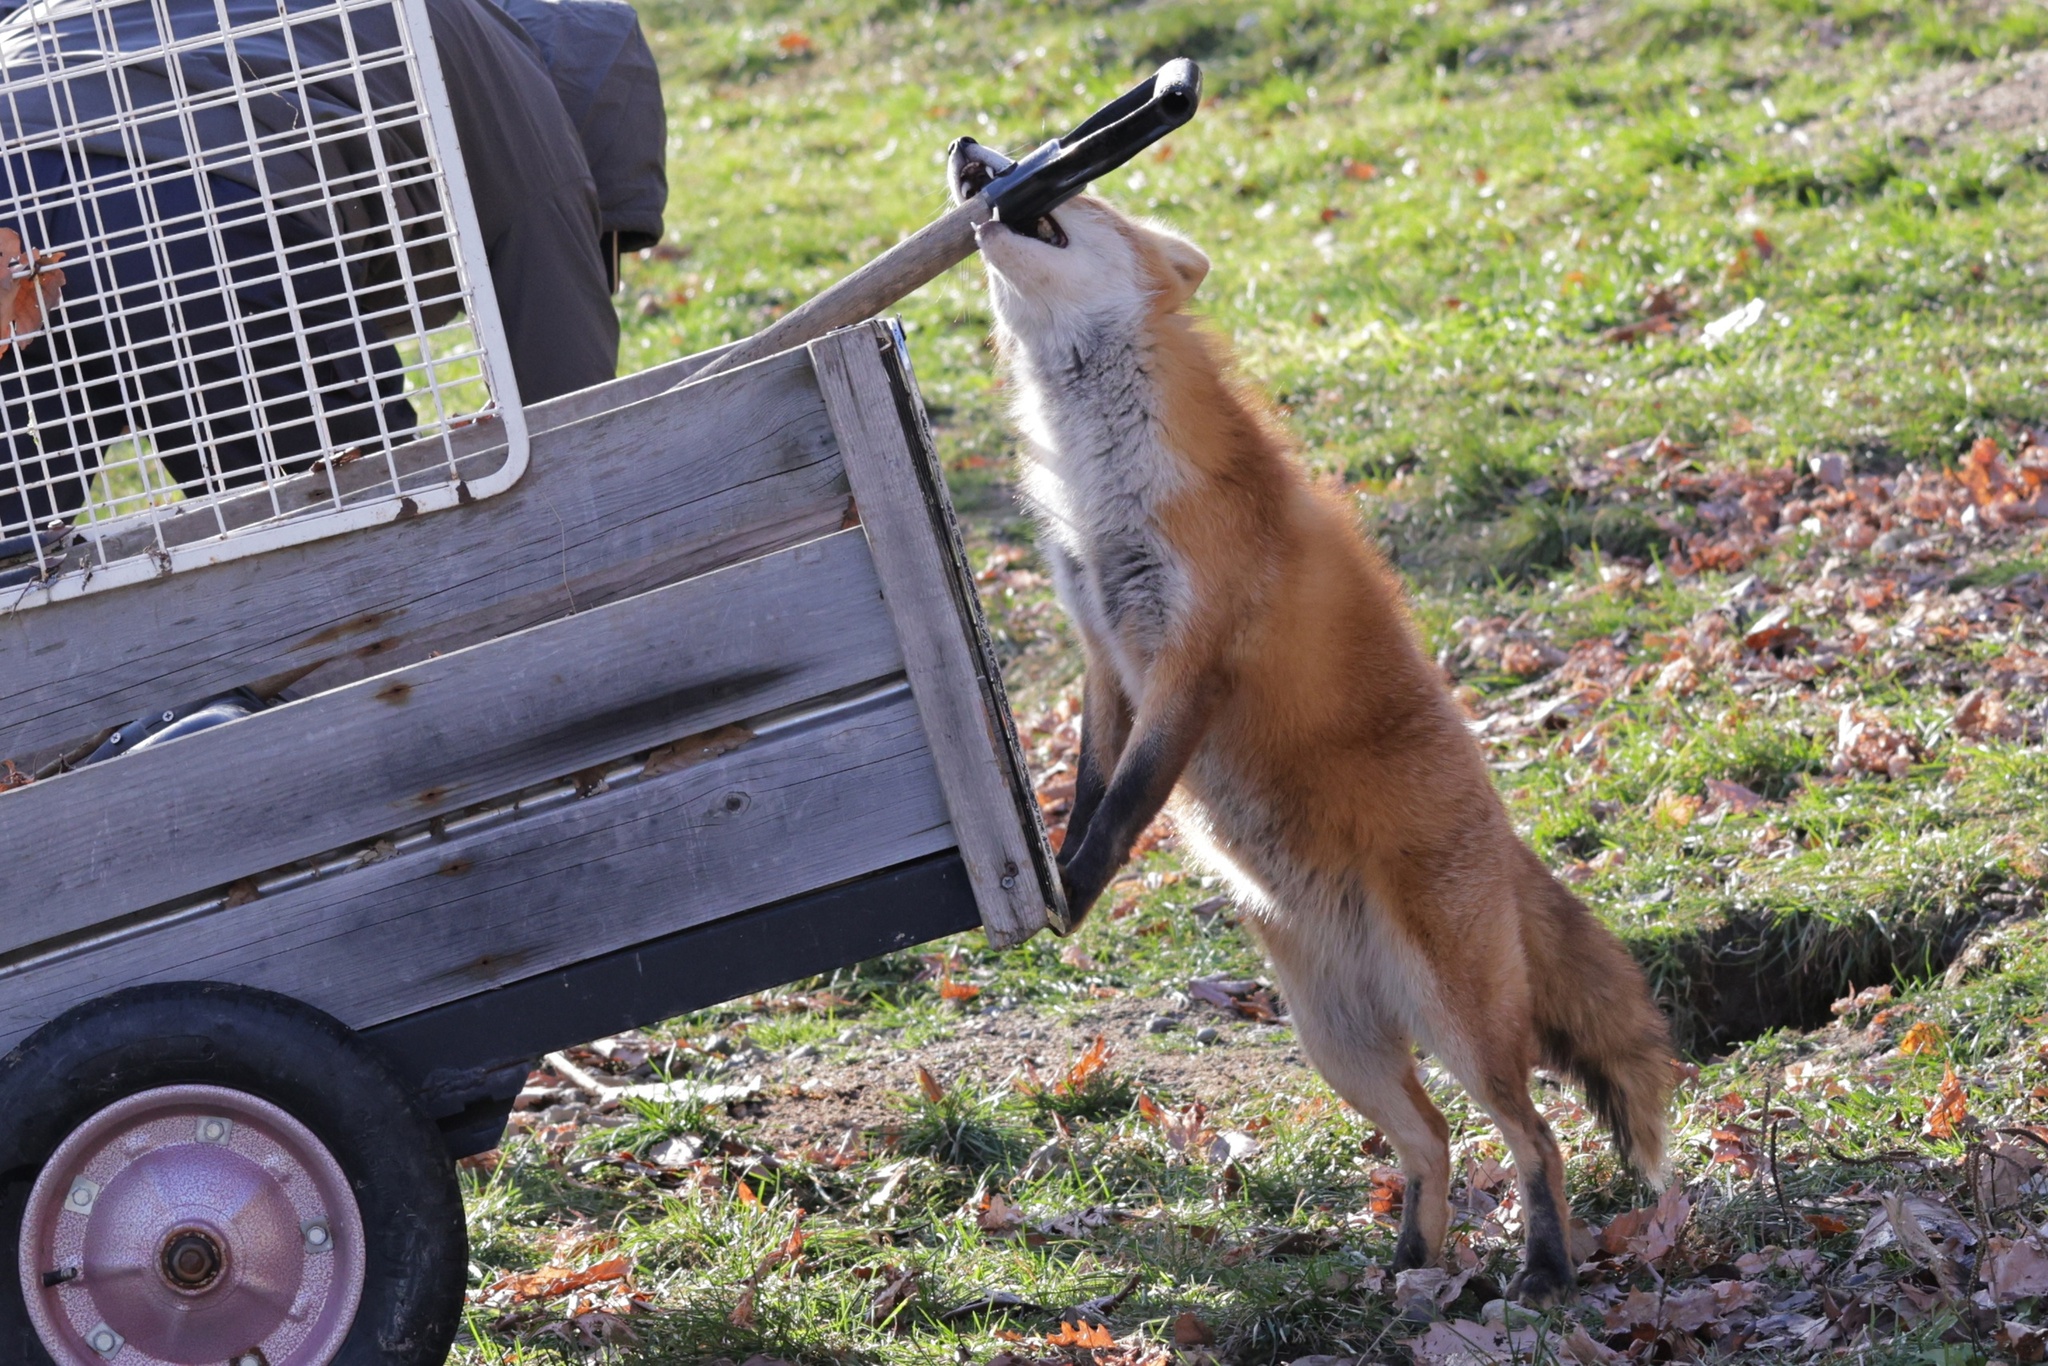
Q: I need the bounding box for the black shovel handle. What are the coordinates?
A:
[679,60,1203,387]
[985,59,1203,226]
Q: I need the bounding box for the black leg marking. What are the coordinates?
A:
[1061,669,1129,867]
[1060,704,1202,924]
[1507,1174,1576,1307]
[1391,1222,1431,1274]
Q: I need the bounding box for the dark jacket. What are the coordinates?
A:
[494,0,667,253]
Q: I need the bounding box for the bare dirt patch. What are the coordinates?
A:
[725,996,1314,1150]
[1874,49,2048,146]
[1508,2,1620,66]
[514,993,1322,1156]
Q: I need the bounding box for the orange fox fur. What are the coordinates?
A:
[949,140,1676,1304]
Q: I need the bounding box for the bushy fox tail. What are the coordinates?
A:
[1520,850,1676,1183]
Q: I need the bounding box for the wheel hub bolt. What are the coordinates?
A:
[160,1228,225,1291]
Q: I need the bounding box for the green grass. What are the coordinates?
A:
[453,0,2048,1361]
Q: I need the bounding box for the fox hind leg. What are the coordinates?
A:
[1450,1051,1577,1306]
[1287,1008,1451,1272]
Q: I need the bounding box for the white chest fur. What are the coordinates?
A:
[1005,324,1190,693]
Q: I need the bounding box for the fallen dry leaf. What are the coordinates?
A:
[1710,1125,1764,1178]
[486,1256,631,1305]
[729,1210,806,1326]
[1204,1129,1261,1167]
[1170,1311,1214,1347]
[1060,1035,1111,1092]
[1653,790,1702,828]
[1703,778,1769,814]
[1994,1320,2046,1364]
[528,1310,640,1349]
[1394,1265,1474,1315]
[1984,1236,2048,1303]
[1138,1093,1215,1161]
[1955,688,2031,743]
[1597,1182,1691,1265]
[0,226,66,361]
[1368,1165,1406,1216]
[1855,1191,1976,1261]
[1045,1319,1115,1349]
[1499,638,1562,677]
[1881,1188,1968,1301]
[1188,975,1282,1021]
[642,724,753,776]
[1974,1137,2048,1209]
[1741,604,1810,654]
[1032,1205,1130,1239]
[1602,314,1675,346]
[1560,1326,1624,1364]
[1830,983,1893,1016]
[1896,1019,1947,1055]
[1925,1064,1969,1139]
[976,1192,1024,1235]
[1833,705,1916,780]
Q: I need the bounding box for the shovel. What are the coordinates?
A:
[681,58,1202,385]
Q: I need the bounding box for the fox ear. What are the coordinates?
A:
[1145,225,1210,308]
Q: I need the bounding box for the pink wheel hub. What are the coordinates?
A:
[20,1085,366,1366]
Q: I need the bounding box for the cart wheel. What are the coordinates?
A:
[0,984,466,1366]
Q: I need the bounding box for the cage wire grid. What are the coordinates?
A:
[0,0,527,609]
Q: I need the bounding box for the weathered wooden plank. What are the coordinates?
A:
[870,329,1068,935]
[553,344,733,422]
[0,529,898,955]
[0,688,952,1054]
[809,325,1054,948]
[71,344,746,568]
[0,347,852,769]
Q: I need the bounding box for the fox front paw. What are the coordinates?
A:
[1058,864,1104,929]
[1391,1225,1433,1274]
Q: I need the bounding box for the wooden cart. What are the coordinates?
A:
[0,323,1063,1365]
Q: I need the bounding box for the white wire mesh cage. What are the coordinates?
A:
[0,0,527,609]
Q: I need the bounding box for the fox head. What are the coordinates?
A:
[946,137,1210,349]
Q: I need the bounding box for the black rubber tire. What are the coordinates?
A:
[0,982,467,1365]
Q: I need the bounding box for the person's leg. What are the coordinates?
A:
[424,0,618,404]
[482,186,618,404]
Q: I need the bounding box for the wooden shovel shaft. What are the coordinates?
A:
[677,197,992,387]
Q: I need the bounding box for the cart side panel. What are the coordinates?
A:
[1,348,848,771]
[0,530,896,949]
[808,323,1062,947]
[364,851,982,1140]
[0,686,950,1056]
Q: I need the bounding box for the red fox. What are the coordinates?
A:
[948,140,1675,1304]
